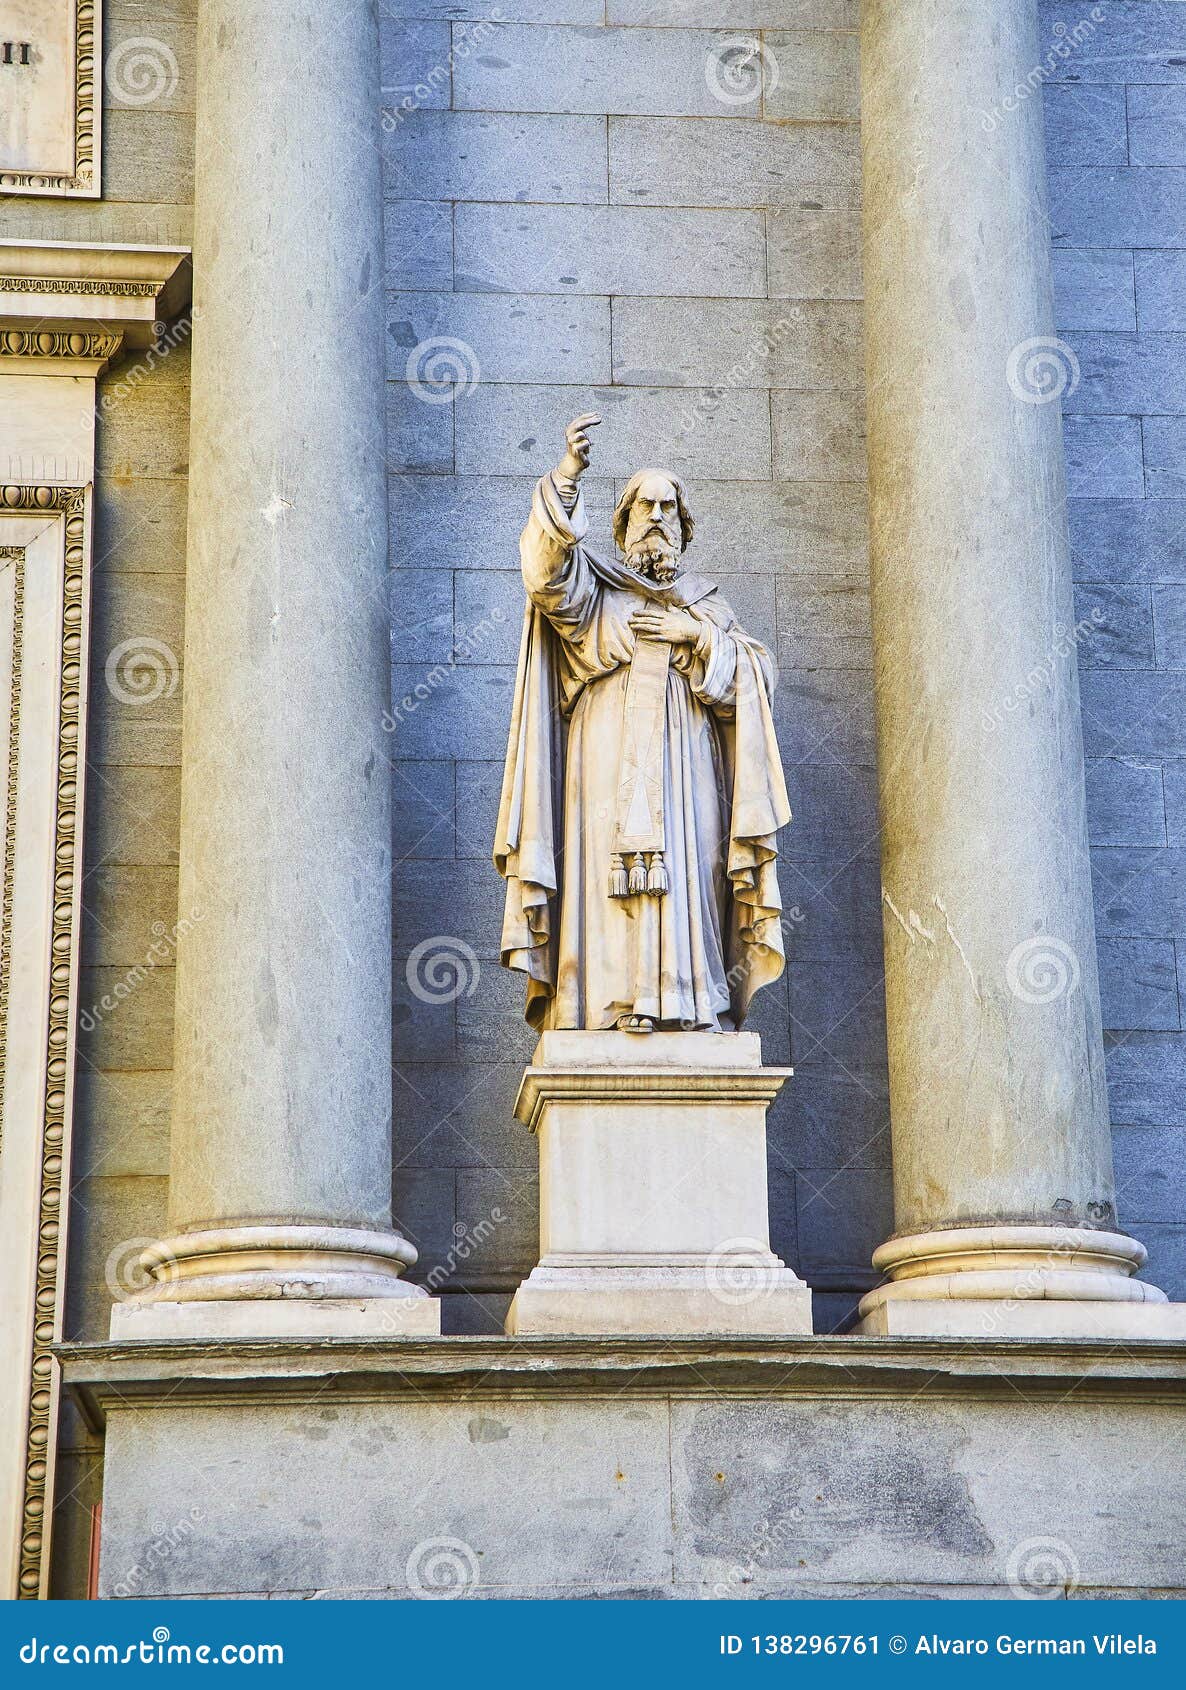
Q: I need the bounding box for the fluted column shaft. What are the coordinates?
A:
[114,0,435,1332]
[857,0,1164,1331]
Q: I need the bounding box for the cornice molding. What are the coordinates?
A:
[0,242,191,353]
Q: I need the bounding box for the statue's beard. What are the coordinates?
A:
[625,524,679,584]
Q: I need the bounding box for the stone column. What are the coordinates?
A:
[111,0,437,1336]
[856,0,1178,1337]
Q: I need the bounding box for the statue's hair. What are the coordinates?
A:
[612,469,695,554]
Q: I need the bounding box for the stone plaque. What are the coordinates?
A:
[0,1,99,196]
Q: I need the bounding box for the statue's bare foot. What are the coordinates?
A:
[616,1013,654,1033]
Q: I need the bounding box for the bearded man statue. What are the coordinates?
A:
[495,413,792,1034]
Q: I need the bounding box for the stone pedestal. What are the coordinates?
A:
[506,1032,811,1336]
[855,0,1178,1340]
[109,0,437,1339]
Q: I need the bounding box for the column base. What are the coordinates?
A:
[507,1257,813,1337]
[856,1224,1180,1341]
[505,1030,811,1338]
[109,1225,440,1339]
[856,1297,1186,1339]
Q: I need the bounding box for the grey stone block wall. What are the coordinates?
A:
[1042,0,1186,1296]
[380,1,888,1330]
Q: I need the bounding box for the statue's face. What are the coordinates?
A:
[623,472,681,583]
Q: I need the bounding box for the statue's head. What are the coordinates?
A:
[613,469,695,584]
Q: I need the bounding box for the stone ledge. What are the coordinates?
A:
[59,1333,1186,1425]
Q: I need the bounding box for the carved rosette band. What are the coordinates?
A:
[0,489,87,1597]
[0,1,97,197]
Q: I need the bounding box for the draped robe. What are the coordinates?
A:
[494,471,791,1031]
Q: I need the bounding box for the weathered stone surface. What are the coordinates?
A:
[1063,331,1186,415]
[1072,582,1154,668]
[1114,1125,1186,1224]
[454,202,766,296]
[1098,937,1182,1031]
[393,760,455,860]
[385,381,454,473]
[764,31,860,122]
[384,199,453,291]
[1165,762,1186,843]
[1070,499,1186,583]
[1043,84,1128,166]
[456,384,772,478]
[772,390,867,480]
[1039,2,1186,83]
[767,205,863,299]
[385,111,608,203]
[612,298,864,389]
[1107,1032,1186,1128]
[610,116,860,208]
[1062,416,1144,499]
[1081,674,1186,756]
[390,567,454,661]
[1143,417,1186,499]
[387,292,610,384]
[1135,250,1186,330]
[1085,757,1167,847]
[1129,84,1186,165]
[1053,248,1137,331]
[454,25,761,117]
[380,18,451,108]
[1051,167,1186,249]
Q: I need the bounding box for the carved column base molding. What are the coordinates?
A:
[857,1224,1186,1338]
[110,1226,438,1340]
[506,1030,812,1337]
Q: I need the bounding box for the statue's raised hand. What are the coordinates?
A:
[558,413,601,481]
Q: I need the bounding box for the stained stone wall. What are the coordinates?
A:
[380,0,888,1335]
[1043,0,1186,1301]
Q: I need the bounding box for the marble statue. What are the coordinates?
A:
[495,414,792,1033]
